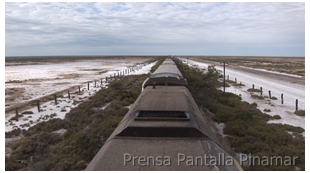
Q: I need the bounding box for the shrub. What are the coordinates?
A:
[294,110,305,116]
[6,128,22,138]
[263,109,271,112]
[22,111,34,114]
[247,88,261,92]
[250,102,258,107]
[24,118,68,137]
[272,115,281,119]
[251,94,264,100]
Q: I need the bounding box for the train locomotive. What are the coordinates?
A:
[85,58,242,171]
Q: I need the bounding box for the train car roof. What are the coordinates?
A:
[85,138,242,171]
[109,86,220,140]
[85,86,244,171]
[143,59,187,88]
[151,59,183,78]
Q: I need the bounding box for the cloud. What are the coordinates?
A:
[5,2,305,56]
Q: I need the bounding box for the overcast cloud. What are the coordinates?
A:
[5,2,305,56]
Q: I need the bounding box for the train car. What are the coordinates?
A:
[142,58,188,89]
[85,58,242,171]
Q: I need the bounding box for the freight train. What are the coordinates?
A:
[85,58,242,171]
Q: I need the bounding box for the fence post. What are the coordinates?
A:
[281,94,284,104]
[54,94,57,105]
[260,87,263,96]
[15,107,18,117]
[268,90,271,99]
[68,90,70,99]
[252,84,254,89]
[37,100,40,112]
[223,62,226,93]
[295,99,298,111]
[235,78,237,83]
[88,82,89,90]
[78,86,80,94]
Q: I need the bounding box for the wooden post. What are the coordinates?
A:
[15,107,18,117]
[106,76,108,82]
[78,86,80,94]
[37,100,40,112]
[260,87,263,96]
[68,90,70,99]
[295,99,298,111]
[101,79,103,85]
[54,94,57,105]
[235,78,237,83]
[252,84,254,89]
[227,75,229,81]
[95,80,96,87]
[281,94,284,104]
[268,90,271,99]
[223,62,226,93]
[88,82,89,90]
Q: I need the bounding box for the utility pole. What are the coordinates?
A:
[223,62,226,93]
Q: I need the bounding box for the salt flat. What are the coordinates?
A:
[180,57,305,129]
[5,57,157,132]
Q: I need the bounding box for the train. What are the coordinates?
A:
[85,58,243,171]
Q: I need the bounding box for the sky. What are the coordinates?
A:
[4,2,306,57]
